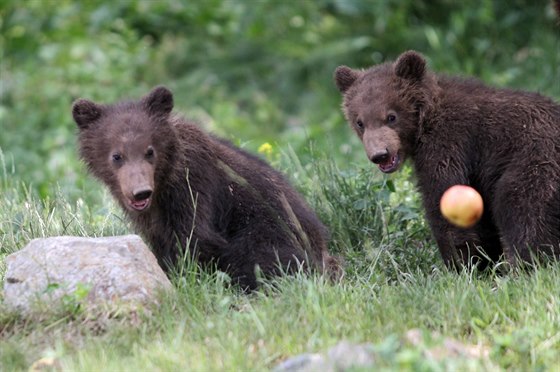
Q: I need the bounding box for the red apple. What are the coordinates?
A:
[440,185,483,228]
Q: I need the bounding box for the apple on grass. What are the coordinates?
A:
[440,185,484,228]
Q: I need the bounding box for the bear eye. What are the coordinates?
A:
[112,153,123,163]
[145,146,155,159]
[387,113,397,123]
[356,120,365,130]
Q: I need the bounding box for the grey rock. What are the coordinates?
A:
[3,235,172,314]
[275,331,492,371]
[274,341,376,372]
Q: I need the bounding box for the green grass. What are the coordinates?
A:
[1,152,559,371]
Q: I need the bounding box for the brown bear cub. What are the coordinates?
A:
[73,86,340,289]
[335,50,560,269]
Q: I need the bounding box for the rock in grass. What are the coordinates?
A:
[273,341,376,371]
[274,333,491,371]
[3,235,172,314]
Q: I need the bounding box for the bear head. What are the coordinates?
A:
[334,50,439,173]
[72,86,176,213]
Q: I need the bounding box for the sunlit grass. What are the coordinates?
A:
[1,152,559,371]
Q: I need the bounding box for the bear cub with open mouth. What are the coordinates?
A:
[73,86,340,289]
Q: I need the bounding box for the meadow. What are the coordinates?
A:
[1,1,559,370]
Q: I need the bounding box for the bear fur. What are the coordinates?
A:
[72,86,340,289]
[334,50,560,269]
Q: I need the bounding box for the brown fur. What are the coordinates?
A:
[335,50,560,269]
[73,86,341,289]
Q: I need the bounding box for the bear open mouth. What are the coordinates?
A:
[378,152,401,173]
[129,198,151,211]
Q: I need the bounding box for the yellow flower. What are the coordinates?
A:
[258,142,273,156]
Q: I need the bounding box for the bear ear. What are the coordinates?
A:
[72,99,102,129]
[143,86,174,116]
[394,50,426,81]
[334,66,360,93]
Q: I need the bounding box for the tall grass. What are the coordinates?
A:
[0,149,128,278]
[282,147,439,279]
[1,151,559,371]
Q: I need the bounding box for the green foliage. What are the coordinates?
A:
[281,149,437,278]
[44,282,92,316]
[1,0,558,199]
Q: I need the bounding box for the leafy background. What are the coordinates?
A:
[1,0,558,202]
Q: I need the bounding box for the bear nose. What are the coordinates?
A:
[370,149,390,164]
[133,188,153,201]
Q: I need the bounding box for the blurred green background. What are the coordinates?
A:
[1,0,559,202]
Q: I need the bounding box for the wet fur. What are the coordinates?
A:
[335,50,560,269]
[73,87,341,289]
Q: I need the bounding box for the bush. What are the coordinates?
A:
[1,0,558,201]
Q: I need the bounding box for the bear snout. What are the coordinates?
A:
[116,161,155,211]
[363,127,402,173]
[127,187,153,211]
[366,146,401,173]
[370,149,390,164]
[133,188,153,201]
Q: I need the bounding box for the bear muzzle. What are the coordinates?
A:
[129,187,153,211]
[374,151,401,173]
[363,128,402,173]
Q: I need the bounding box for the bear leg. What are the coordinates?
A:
[492,168,560,265]
[216,233,311,291]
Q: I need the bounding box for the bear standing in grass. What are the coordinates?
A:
[72,86,340,289]
[335,50,560,269]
